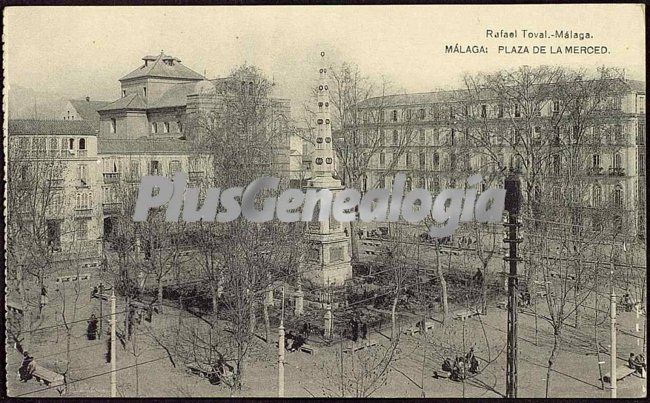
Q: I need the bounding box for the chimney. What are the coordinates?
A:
[86,96,90,102]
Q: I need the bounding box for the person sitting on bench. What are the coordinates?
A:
[441,358,453,373]
[209,354,227,385]
[450,360,466,382]
[285,331,295,351]
[629,353,637,370]
[632,354,646,374]
[19,351,35,382]
[292,334,306,351]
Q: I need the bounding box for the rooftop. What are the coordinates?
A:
[69,98,111,127]
[120,52,205,82]
[98,93,148,112]
[8,119,97,136]
[98,136,192,155]
[357,79,646,108]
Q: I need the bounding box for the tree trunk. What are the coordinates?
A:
[391,293,399,340]
[263,299,270,344]
[481,280,488,315]
[157,281,164,314]
[249,300,257,337]
[546,330,561,398]
[17,268,31,348]
[435,249,449,324]
[349,221,359,262]
[211,282,219,315]
[574,285,580,329]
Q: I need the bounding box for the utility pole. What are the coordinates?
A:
[98,283,103,340]
[111,290,117,398]
[504,173,522,399]
[610,262,617,399]
[278,286,285,397]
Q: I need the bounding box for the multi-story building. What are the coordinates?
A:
[94,52,295,234]
[8,53,300,275]
[7,120,104,278]
[350,79,646,241]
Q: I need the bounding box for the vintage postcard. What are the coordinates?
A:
[3,4,646,398]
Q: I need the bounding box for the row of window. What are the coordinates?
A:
[151,121,182,134]
[364,96,630,124]
[76,192,94,209]
[16,137,87,152]
[108,119,184,135]
[362,123,630,149]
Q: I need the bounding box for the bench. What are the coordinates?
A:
[404,320,435,336]
[453,309,479,321]
[432,370,451,379]
[186,362,213,378]
[299,344,317,355]
[344,340,377,354]
[186,362,234,385]
[31,363,64,391]
[602,365,637,383]
[7,301,24,315]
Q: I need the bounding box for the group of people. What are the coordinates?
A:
[628,353,647,375]
[285,322,312,352]
[349,314,368,342]
[440,347,480,382]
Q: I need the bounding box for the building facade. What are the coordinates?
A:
[349,79,646,241]
[7,53,301,285]
[7,120,104,279]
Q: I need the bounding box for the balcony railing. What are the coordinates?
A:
[188,171,205,183]
[48,178,65,189]
[609,167,625,176]
[103,172,121,184]
[103,202,122,214]
[74,207,94,218]
[587,166,604,176]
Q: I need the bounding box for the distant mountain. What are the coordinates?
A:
[5,84,70,120]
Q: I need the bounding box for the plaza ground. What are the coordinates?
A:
[6,280,646,398]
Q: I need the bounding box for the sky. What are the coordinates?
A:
[3,5,645,120]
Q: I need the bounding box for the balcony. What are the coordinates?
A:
[609,167,625,176]
[103,202,122,214]
[188,171,205,183]
[587,166,604,176]
[74,207,94,218]
[103,172,121,184]
[48,178,65,189]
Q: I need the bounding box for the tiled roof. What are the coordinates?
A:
[359,80,646,108]
[98,137,192,155]
[357,89,467,108]
[98,94,148,112]
[69,99,111,127]
[8,119,97,136]
[120,53,205,81]
[149,82,197,109]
